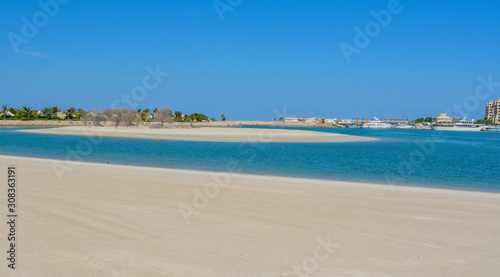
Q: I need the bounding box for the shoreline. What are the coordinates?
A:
[1,155,499,275]
[3,153,500,195]
[15,126,376,143]
[0,120,344,128]
[3,154,500,201]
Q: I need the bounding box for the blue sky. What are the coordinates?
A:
[1,0,500,120]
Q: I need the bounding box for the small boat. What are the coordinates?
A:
[395,124,414,129]
[431,118,485,132]
[349,125,361,128]
[415,123,432,130]
[484,126,500,132]
[362,121,393,129]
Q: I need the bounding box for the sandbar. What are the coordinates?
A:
[16,126,376,142]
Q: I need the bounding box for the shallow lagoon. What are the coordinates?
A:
[1,127,499,192]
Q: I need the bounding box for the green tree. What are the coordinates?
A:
[174,111,182,121]
[52,106,61,119]
[64,107,76,120]
[1,105,7,119]
[415,118,424,123]
[41,107,52,119]
[141,108,150,121]
[480,118,494,125]
[190,113,208,122]
[8,107,18,116]
[424,117,433,123]
[22,106,34,119]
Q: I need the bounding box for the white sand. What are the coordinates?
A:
[17,126,376,142]
[1,155,499,276]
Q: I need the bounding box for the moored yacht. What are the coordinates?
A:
[395,124,414,129]
[431,118,485,132]
[484,126,500,132]
[362,121,393,129]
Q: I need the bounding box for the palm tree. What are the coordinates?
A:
[142,108,150,121]
[1,105,7,119]
[174,111,182,121]
[64,107,76,120]
[22,106,32,119]
[51,106,61,119]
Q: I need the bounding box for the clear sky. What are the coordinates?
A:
[2,0,500,120]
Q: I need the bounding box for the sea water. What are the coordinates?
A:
[0,127,499,192]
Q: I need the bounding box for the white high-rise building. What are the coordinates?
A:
[486,99,500,124]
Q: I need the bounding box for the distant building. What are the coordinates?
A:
[324,118,338,124]
[486,99,500,124]
[1,111,15,118]
[340,119,357,124]
[436,113,453,125]
[56,112,67,119]
[305,117,322,124]
[284,117,307,122]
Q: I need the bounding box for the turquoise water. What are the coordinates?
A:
[0,127,499,192]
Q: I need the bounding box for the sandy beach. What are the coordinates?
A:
[16,126,376,142]
[1,155,499,276]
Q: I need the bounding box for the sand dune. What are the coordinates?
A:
[1,155,499,276]
[17,126,376,142]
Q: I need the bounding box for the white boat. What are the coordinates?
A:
[395,124,414,129]
[484,126,500,132]
[431,118,485,132]
[415,123,432,130]
[362,121,393,129]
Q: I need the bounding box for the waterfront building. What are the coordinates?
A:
[284,117,307,122]
[436,113,453,125]
[341,119,355,124]
[305,117,322,124]
[324,118,338,124]
[486,99,500,124]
